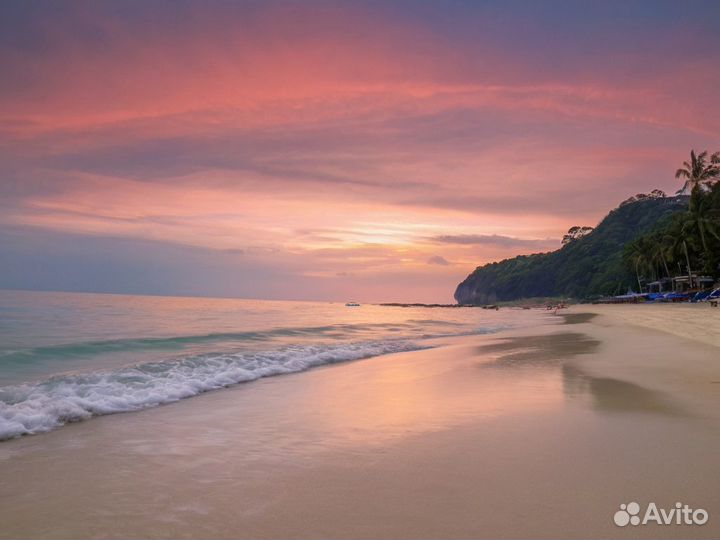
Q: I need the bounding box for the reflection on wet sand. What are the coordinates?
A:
[476,332,600,368]
[562,365,686,416]
[476,327,685,417]
[559,312,598,325]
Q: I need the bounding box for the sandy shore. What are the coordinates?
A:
[1,307,719,539]
[581,302,720,349]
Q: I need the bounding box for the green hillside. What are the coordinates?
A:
[454,196,688,304]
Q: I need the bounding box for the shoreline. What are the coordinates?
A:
[1,308,719,538]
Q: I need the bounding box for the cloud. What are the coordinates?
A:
[2,1,720,302]
[0,224,463,303]
[430,234,556,249]
[427,255,451,266]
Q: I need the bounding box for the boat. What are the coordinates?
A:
[701,288,720,306]
[691,290,712,303]
[662,292,690,303]
[345,302,360,307]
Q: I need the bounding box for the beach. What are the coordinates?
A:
[1,304,719,539]
[581,303,720,349]
[4,3,720,539]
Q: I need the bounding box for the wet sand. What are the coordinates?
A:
[1,309,719,538]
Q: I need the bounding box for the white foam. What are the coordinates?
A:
[0,340,428,440]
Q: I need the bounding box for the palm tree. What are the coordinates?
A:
[648,232,671,278]
[675,150,720,194]
[684,189,720,274]
[662,228,683,271]
[624,237,655,292]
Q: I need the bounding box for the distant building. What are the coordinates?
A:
[647,278,672,293]
[671,275,715,291]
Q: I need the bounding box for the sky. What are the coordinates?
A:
[1,1,719,302]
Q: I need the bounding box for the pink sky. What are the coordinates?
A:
[1,2,719,302]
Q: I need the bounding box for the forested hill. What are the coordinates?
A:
[454,195,688,304]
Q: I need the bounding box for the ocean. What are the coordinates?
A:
[0,290,533,440]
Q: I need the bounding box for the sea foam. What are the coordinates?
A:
[0,340,428,440]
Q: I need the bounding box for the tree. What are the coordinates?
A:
[561,226,594,245]
[647,231,671,278]
[685,187,720,274]
[624,236,656,292]
[649,189,666,199]
[637,181,720,281]
[674,150,720,195]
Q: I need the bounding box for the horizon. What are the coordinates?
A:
[0,286,391,304]
[0,188,690,305]
[2,1,720,303]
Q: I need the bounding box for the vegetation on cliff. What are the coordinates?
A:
[454,196,687,304]
[624,178,720,287]
[455,150,720,304]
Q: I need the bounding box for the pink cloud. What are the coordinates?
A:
[2,2,719,301]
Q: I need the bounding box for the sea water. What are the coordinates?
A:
[0,290,530,439]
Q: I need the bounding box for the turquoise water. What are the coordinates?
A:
[0,290,533,439]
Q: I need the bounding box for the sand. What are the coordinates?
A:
[581,302,720,349]
[0,306,719,539]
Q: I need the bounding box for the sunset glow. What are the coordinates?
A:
[2,1,719,302]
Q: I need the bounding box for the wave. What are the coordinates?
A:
[0,321,447,363]
[0,340,429,440]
